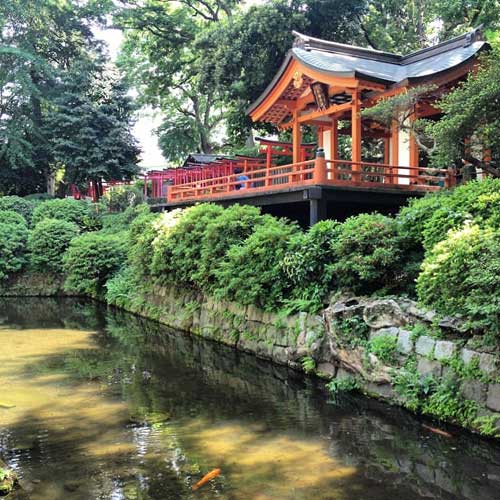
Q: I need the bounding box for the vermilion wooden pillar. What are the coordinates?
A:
[383,138,390,164]
[409,134,419,183]
[317,126,324,148]
[351,93,362,171]
[292,111,302,164]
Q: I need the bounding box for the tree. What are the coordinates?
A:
[117,1,229,162]
[428,46,500,170]
[0,0,113,194]
[359,0,499,52]
[46,61,141,198]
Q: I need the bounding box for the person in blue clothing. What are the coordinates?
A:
[234,167,250,190]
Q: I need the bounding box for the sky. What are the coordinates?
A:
[95,28,168,170]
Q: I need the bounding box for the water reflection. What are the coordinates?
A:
[0,298,500,499]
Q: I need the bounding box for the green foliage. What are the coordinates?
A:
[63,231,128,298]
[0,221,29,280]
[0,196,34,223]
[428,48,500,167]
[193,204,264,290]
[421,378,478,425]
[28,219,80,273]
[281,219,340,308]
[301,356,316,374]
[103,185,144,212]
[101,204,150,234]
[329,213,404,294]
[32,198,101,231]
[330,315,370,349]
[105,266,139,309]
[473,416,500,438]
[151,204,225,284]
[368,334,398,364]
[326,376,360,394]
[417,224,500,334]
[0,209,27,226]
[213,216,299,310]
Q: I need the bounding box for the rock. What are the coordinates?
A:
[272,345,290,366]
[364,381,394,399]
[486,383,500,412]
[363,299,406,329]
[479,353,497,375]
[415,336,436,357]
[439,315,465,333]
[460,380,487,404]
[397,329,414,354]
[434,340,457,361]
[336,367,355,380]
[417,357,442,378]
[317,362,337,378]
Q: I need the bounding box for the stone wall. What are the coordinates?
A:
[129,284,500,436]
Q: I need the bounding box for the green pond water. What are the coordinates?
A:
[1,298,500,500]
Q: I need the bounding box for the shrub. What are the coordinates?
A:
[193,204,264,290]
[0,222,29,280]
[368,333,398,364]
[28,219,80,273]
[103,185,144,212]
[0,196,35,224]
[32,198,101,231]
[105,266,139,308]
[213,216,299,310]
[328,213,404,294]
[63,231,128,298]
[151,204,224,284]
[281,219,340,308]
[0,210,27,227]
[416,223,500,334]
[101,204,150,234]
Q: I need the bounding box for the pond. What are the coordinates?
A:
[1,298,500,500]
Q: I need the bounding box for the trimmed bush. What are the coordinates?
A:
[0,222,29,280]
[329,213,404,294]
[151,204,224,284]
[101,204,150,234]
[281,219,341,308]
[417,223,500,334]
[0,196,35,224]
[193,204,264,290]
[214,216,299,310]
[29,219,80,273]
[32,198,101,231]
[0,210,27,227]
[63,231,128,298]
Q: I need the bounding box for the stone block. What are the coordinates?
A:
[363,299,406,328]
[364,381,394,399]
[460,379,487,404]
[272,345,290,366]
[415,336,436,357]
[397,329,414,354]
[417,356,442,378]
[434,340,457,361]
[369,327,399,341]
[317,362,337,378]
[461,348,478,365]
[479,353,497,375]
[486,383,500,412]
[336,367,355,380]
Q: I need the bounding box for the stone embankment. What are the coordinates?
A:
[133,284,500,435]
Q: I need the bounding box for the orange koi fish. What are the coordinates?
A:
[192,468,221,491]
[422,423,453,438]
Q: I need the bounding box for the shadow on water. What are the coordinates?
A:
[1,298,500,499]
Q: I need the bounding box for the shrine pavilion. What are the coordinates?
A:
[162,27,488,225]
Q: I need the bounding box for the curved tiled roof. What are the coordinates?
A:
[248,26,487,116]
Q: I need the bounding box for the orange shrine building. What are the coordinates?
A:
[164,27,487,225]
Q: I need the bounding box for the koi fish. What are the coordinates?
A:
[422,423,453,438]
[192,468,221,491]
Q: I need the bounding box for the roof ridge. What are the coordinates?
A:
[292,26,485,64]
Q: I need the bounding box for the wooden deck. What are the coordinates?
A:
[167,156,454,204]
